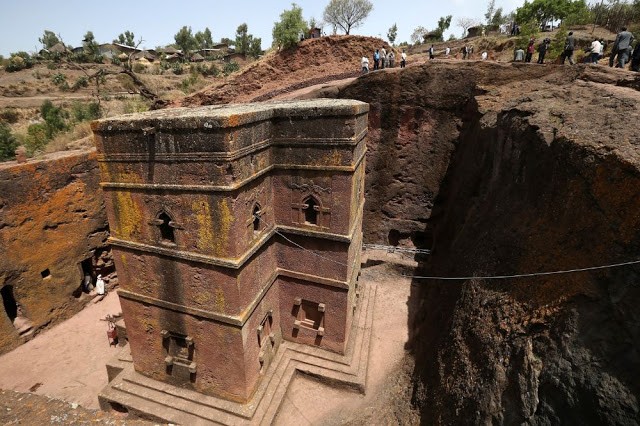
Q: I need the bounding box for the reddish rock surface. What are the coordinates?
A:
[175,35,392,106]
[0,150,111,354]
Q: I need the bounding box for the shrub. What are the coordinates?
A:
[111,56,122,66]
[0,109,20,124]
[6,52,34,72]
[133,62,146,73]
[171,62,184,75]
[71,76,89,91]
[71,101,101,122]
[24,123,49,154]
[180,74,200,93]
[51,73,67,87]
[0,123,18,161]
[40,100,68,138]
[123,99,149,114]
[223,61,239,76]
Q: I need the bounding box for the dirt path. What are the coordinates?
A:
[0,292,122,409]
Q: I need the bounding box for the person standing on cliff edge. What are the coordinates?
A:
[561,31,575,65]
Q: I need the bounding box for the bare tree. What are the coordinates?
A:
[456,17,480,38]
[323,0,373,35]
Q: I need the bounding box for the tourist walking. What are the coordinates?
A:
[560,31,575,65]
[612,27,634,68]
[373,49,380,70]
[381,47,387,69]
[388,51,395,68]
[429,45,435,60]
[400,50,406,68]
[590,38,602,64]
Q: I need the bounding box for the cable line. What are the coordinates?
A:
[258,215,640,281]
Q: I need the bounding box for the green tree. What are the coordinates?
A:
[174,26,197,56]
[248,36,263,58]
[490,7,506,27]
[516,0,589,30]
[323,0,373,35]
[220,37,234,47]
[428,15,452,41]
[387,23,398,45]
[82,31,102,62]
[39,30,60,49]
[272,3,308,50]
[195,27,214,49]
[236,23,250,54]
[40,100,67,138]
[114,31,135,47]
[485,0,496,25]
[0,123,18,161]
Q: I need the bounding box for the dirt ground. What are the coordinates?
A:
[0,252,420,424]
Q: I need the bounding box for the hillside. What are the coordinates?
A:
[176,35,392,106]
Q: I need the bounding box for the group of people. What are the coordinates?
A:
[362,26,638,74]
[362,47,406,73]
[514,37,552,63]
[510,27,638,71]
[561,28,636,69]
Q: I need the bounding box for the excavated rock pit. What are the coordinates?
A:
[294,61,640,424]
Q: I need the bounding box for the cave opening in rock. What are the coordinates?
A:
[40,269,50,279]
[1,285,18,322]
[388,229,401,246]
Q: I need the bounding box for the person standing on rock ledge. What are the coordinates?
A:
[361,56,369,73]
[537,38,550,64]
[400,50,406,68]
[96,274,105,296]
[612,27,634,68]
[561,31,576,65]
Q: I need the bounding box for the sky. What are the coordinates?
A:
[0,0,527,57]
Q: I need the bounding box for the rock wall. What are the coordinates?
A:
[303,62,640,423]
[0,151,110,354]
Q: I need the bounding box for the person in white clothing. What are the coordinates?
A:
[481,51,488,60]
[400,50,407,68]
[96,274,105,295]
[590,38,602,64]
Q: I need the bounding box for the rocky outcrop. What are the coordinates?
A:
[297,62,640,424]
[0,151,111,354]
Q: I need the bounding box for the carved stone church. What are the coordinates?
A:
[93,100,370,421]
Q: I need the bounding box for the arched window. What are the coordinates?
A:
[157,212,175,244]
[253,203,262,233]
[303,196,319,225]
